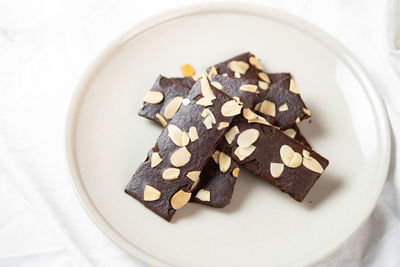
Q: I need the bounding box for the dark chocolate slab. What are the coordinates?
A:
[126,78,241,221]
[218,117,329,202]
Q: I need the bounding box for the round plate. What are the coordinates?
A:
[65,3,391,267]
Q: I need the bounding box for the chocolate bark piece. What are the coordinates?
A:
[190,150,240,208]
[207,53,310,129]
[138,75,194,126]
[218,117,329,202]
[255,75,310,130]
[125,77,242,221]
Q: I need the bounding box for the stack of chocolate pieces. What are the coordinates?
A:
[125,52,329,222]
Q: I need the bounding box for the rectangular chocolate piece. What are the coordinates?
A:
[126,77,242,221]
[207,52,311,129]
[218,117,329,201]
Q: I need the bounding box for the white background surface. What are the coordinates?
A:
[0,0,399,266]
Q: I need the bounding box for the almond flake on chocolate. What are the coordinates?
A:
[270,163,284,178]
[258,72,271,83]
[171,190,191,209]
[150,152,163,168]
[303,108,311,116]
[283,128,297,139]
[232,167,240,177]
[221,100,242,117]
[186,170,201,182]
[217,121,230,130]
[211,81,223,90]
[200,76,216,100]
[143,90,164,104]
[164,96,183,119]
[278,103,289,112]
[188,126,199,142]
[259,100,276,117]
[230,60,249,74]
[168,124,189,147]
[289,79,300,94]
[234,145,256,161]
[162,168,180,180]
[239,84,258,93]
[249,56,263,70]
[237,129,260,147]
[143,185,161,201]
[280,145,302,168]
[170,147,191,167]
[196,97,213,106]
[155,113,168,127]
[218,152,231,173]
[224,126,239,144]
[258,81,269,90]
[196,189,210,202]
[212,150,220,164]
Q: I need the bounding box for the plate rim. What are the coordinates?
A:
[65,3,392,266]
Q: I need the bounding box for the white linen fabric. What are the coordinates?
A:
[0,0,399,266]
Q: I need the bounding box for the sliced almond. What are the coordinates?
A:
[258,81,269,90]
[170,190,191,209]
[207,109,216,124]
[143,185,161,201]
[303,108,311,116]
[143,91,164,104]
[211,81,222,90]
[168,124,189,147]
[295,117,301,123]
[270,163,284,178]
[279,103,289,112]
[186,171,201,182]
[188,126,199,142]
[155,113,168,127]
[162,168,180,180]
[237,129,260,147]
[208,65,218,80]
[222,73,228,77]
[217,121,230,130]
[200,77,216,100]
[283,128,297,139]
[259,100,276,117]
[196,97,213,106]
[182,98,190,106]
[243,108,258,120]
[240,84,258,93]
[164,96,183,119]
[254,103,262,112]
[232,167,240,177]
[180,64,195,77]
[234,145,256,161]
[196,189,210,202]
[224,126,239,144]
[170,147,191,167]
[302,150,310,158]
[150,152,162,167]
[233,96,243,106]
[201,108,209,118]
[221,100,242,117]
[140,104,144,109]
[230,60,249,74]
[289,79,300,94]
[280,145,302,168]
[302,151,324,173]
[212,150,220,164]
[143,154,149,162]
[248,116,271,126]
[258,72,271,83]
[219,152,231,173]
[234,72,241,78]
[249,56,263,70]
[203,116,213,129]
[190,177,200,191]
[192,74,203,81]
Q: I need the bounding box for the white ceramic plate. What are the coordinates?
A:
[65,3,391,267]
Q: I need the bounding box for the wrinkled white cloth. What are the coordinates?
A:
[0,0,399,266]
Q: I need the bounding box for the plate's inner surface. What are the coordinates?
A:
[72,11,385,267]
